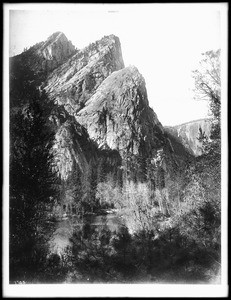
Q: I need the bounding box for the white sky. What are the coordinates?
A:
[8,3,225,126]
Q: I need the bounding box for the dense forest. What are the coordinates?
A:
[9,43,221,284]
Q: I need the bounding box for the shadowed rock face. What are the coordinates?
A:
[45,34,125,115]
[165,119,212,156]
[76,65,165,158]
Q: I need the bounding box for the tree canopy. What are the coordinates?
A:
[192,49,221,158]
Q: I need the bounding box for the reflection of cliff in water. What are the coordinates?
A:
[49,212,125,255]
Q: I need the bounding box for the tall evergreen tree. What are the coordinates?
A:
[10,59,58,282]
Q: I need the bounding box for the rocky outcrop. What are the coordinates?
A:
[76,65,166,158]
[52,118,89,180]
[36,31,76,71]
[165,118,212,156]
[10,31,76,77]
[45,34,125,115]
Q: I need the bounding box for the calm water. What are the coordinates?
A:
[49,213,124,255]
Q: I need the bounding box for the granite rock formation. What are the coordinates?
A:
[45,34,125,115]
[10,32,185,192]
[76,65,166,158]
[165,118,212,156]
[50,109,91,180]
[36,31,76,71]
[40,33,172,179]
[10,32,76,77]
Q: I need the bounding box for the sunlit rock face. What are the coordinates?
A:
[36,32,76,71]
[49,106,97,180]
[45,34,125,115]
[76,65,166,158]
[52,120,88,180]
[11,32,77,75]
[165,118,212,156]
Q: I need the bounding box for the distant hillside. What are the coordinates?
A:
[165,118,212,156]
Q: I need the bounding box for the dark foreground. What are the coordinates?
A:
[10,210,221,284]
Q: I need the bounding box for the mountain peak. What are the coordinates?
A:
[47,31,65,40]
[45,33,125,113]
[41,31,68,48]
[38,31,75,58]
[102,34,120,42]
[23,31,76,73]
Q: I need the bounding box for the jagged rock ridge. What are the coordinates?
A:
[36,31,76,70]
[45,34,125,115]
[10,31,76,76]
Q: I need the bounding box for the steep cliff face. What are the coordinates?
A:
[165,118,212,156]
[45,34,125,115]
[76,65,166,158]
[51,113,91,180]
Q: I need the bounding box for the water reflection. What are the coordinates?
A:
[49,213,124,255]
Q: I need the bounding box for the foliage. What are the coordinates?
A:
[9,62,58,282]
[96,179,121,208]
[57,213,220,284]
[192,50,220,117]
[192,49,221,157]
[119,181,157,232]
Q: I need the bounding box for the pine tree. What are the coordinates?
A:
[10,61,58,282]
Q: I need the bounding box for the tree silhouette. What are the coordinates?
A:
[10,60,58,282]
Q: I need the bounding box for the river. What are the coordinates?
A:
[48,211,124,255]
